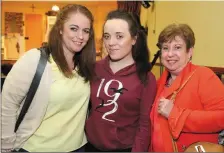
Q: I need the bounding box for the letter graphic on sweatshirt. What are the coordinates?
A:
[96,79,124,122]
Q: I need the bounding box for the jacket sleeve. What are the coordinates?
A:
[132,73,157,152]
[1,49,40,149]
[168,69,224,139]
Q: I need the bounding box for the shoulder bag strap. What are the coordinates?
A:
[14,47,48,132]
[170,69,197,101]
[169,68,197,152]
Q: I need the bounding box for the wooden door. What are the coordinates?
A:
[25,14,43,51]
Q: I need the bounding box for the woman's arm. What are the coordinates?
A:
[132,73,157,152]
[168,69,224,139]
[1,49,41,150]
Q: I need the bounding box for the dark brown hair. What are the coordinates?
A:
[47,4,96,82]
[104,10,151,85]
[158,23,195,50]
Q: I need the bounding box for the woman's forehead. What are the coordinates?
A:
[163,36,185,45]
[104,19,129,33]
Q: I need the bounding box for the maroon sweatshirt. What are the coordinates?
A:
[85,57,157,152]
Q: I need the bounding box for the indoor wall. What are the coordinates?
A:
[140,1,224,79]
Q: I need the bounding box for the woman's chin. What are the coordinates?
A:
[166,66,178,73]
[109,55,121,61]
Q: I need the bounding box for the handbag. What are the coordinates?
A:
[184,141,224,152]
[168,69,224,152]
[14,47,48,132]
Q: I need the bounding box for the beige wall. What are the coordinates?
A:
[140,1,224,79]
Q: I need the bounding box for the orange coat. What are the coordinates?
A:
[150,63,224,152]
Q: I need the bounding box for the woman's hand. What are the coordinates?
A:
[158,97,174,118]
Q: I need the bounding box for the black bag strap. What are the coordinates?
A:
[14,47,48,132]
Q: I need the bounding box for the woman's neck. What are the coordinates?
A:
[63,47,75,71]
[165,73,177,87]
[109,56,134,74]
[166,61,190,87]
[169,61,189,79]
[170,74,177,80]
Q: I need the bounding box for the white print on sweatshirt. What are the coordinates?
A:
[96,79,123,122]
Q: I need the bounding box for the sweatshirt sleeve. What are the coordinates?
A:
[1,49,40,150]
[132,73,157,152]
[168,69,224,139]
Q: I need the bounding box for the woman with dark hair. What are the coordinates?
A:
[2,4,96,152]
[85,10,157,152]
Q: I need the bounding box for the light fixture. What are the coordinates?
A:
[52,5,59,11]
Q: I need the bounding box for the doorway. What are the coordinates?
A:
[24,14,43,51]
